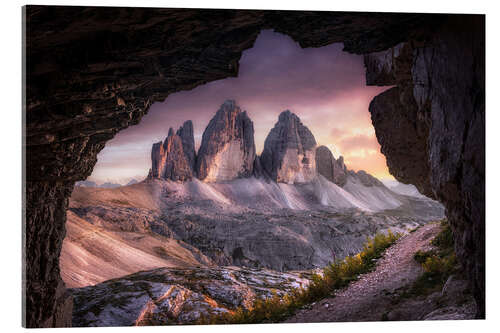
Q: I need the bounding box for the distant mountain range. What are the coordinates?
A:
[75,178,140,188]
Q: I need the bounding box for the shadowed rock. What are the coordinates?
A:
[261,111,317,184]
[315,145,348,186]
[366,16,485,316]
[176,121,196,173]
[150,142,165,178]
[149,121,196,181]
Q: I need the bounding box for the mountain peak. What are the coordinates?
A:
[149,122,196,181]
[195,101,256,182]
[278,109,298,122]
[221,99,237,108]
[261,110,317,184]
[315,145,348,186]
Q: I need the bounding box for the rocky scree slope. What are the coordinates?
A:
[63,174,444,290]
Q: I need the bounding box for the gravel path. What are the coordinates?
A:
[285,223,441,323]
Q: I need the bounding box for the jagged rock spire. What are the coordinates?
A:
[149,121,196,181]
[315,145,348,186]
[195,100,256,182]
[260,110,317,184]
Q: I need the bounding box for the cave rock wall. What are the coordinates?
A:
[24,6,483,327]
[366,16,485,317]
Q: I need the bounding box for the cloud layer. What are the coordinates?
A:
[88,30,392,184]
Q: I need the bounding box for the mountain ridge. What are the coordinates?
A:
[147,100,392,193]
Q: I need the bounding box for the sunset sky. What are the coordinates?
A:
[88,29,393,184]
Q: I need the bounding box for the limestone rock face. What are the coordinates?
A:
[252,155,266,179]
[71,266,309,326]
[149,121,196,181]
[261,111,317,184]
[366,16,485,316]
[150,142,165,178]
[315,145,348,186]
[334,156,348,186]
[369,87,431,192]
[315,145,383,188]
[315,146,333,181]
[196,100,256,182]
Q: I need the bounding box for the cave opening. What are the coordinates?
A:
[24,7,484,328]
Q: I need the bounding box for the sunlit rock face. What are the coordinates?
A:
[150,142,165,178]
[261,111,317,184]
[315,145,348,186]
[196,100,256,182]
[149,121,196,181]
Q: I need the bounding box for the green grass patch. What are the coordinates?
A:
[198,230,400,324]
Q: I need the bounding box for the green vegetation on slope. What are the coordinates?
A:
[402,219,458,298]
[199,230,399,324]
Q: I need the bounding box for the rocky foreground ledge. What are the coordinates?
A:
[71,266,309,326]
[71,222,475,327]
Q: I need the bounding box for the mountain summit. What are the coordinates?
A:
[195,100,256,182]
[261,110,317,184]
[149,120,196,181]
[315,145,348,186]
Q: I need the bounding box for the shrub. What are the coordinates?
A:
[199,230,400,324]
[430,219,454,256]
[403,219,457,298]
[413,249,436,264]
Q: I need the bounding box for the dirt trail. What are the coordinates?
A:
[285,223,441,323]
